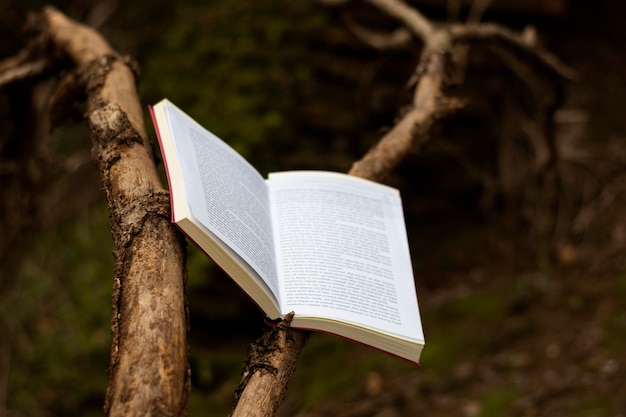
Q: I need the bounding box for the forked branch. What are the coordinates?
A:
[231,1,575,415]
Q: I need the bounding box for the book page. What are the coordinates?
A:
[164,103,280,299]
[268,171,423,340]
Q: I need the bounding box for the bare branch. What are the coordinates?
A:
[230,313,307,417]
[350,50,463,181]
[344,13,412,49]
[0,57,50,87]
[40,7,190,417]
[449,22,577,81]
[359,0,574,83]
[0,47,53,87]
[365,0,435,40]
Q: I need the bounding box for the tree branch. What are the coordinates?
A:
[343,13,412,50]
[365,0,435,40]
[39,7,190,417]
[230,313,307,417]
[448,22,577,81]
[340,0,575,181]
[0,54,50,87]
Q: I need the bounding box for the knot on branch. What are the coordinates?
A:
[89,101,132,139]
[49,54,117,104]
[244,314,295,375]
[113,190,172,250]
[88,101,145,168]
[77,53,142,89]
[78,53,117,93]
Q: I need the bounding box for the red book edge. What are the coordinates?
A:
[149,104,176,223]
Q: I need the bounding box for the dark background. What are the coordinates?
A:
[1,0,625,416]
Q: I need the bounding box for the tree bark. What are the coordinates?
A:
[230,313,306,417]
[40,7,190,416]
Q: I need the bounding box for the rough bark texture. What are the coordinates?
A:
[41,7,190,417]
[230,313,307,417]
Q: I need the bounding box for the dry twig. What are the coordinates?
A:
[0,56,50,87]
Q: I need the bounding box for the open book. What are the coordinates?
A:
[150,99,424,364]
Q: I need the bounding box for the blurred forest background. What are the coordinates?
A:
[1,0,626,416]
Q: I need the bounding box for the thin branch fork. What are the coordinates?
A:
[344,0,575,81]
[448,23,577,81]
[0,53,51,87]
[339,0,575,181]
[365,0,434,39]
